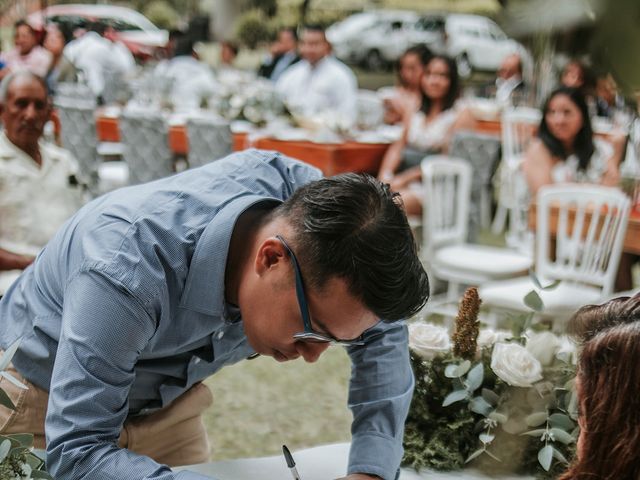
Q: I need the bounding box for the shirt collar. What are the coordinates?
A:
[0,131,44,168]
[179,194,281,316]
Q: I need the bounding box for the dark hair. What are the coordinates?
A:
[538,86,595,172]
[396,44,432,87]
[14,19,36,36]
[279,26,297,42]
[272,173,429,321]
[561,59,594,94]
[420,54,459,114]
[173,34,195,57]
[559,293,640,480]
[88,21,107,36]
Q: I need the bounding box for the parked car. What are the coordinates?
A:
[27,4,168,61]
[327,11,528,77]
[441,14,529,78]
[327,10,442,70]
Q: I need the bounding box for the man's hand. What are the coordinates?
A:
[336,475,382,480]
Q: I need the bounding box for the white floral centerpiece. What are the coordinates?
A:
[403,288,577,478]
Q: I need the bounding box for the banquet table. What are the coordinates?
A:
[175,442,532,480]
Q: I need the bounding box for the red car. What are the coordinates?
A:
[28,4,169,61]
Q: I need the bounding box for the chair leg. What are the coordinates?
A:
[492,203,507,235]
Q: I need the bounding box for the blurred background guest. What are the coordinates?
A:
[64,21,134,103]
[522,86,621,195]
[594,72,635,120]
[276,24,357,127]
[560,293,640,480]
[377,54,474,215]
[154,33,216,111]
[220,40,239,68]
[379,45,431,125]
[0,71,85,294]
[0,20,52,80]
[43,23,77,94]
[257,27,299,82]
[494,53,526,104]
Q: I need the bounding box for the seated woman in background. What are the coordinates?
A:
[379,45,431,125]
[378,54,474,215]
[522,86,622,195]
[559,292,640,480]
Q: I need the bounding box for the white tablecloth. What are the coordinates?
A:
[175,443,532,480]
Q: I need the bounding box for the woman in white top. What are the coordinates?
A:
[378,54,474,215]
[523,86,621,195]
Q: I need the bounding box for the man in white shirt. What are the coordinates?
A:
[0,20,53,80]
[0,71,84,294]
[495,53,526,104]
[64,22,135,101]
[258,27,300,82]
[276,25,357,127]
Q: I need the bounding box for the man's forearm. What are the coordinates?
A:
[0,247,34,270]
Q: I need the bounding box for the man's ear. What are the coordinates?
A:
[254,237,286,275]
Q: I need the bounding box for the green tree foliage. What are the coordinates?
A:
[143,0,180,30]
[235,9,273,49]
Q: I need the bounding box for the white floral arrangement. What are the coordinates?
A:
[403,288,578,478]
[211,77,284,126]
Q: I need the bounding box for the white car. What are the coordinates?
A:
[443,14,529,78]
[328,10,438,70]
[27,4,168,60]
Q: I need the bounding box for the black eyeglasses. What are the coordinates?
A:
[276,235,365,347]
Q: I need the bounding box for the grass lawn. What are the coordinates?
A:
[203,346,353,461]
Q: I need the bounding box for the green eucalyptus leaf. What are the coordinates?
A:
[465,448,485,463]
[0,387,15,410]
[479,433,495,444]
[26,452,45,469]
[444,364,460,378]
[549,413,575,430]
[552,447,569,464]
[484,449,502,462]
[538,444,554,471]
[31,471,54,479]
[7,433,33,447]
[524,290,544,312]
[529,271,543,289]
[465,363,484,392]
[488,411,508,424]
[470,396,493,416]
[442,389,468,407]
[481,388,500,406]
[0,438,10,463]
[550,427,575,444]
[525,411,549,427]
[0,338,21,371]
[521,428,548,437]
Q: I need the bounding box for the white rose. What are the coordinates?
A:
[408,323,451,360]
[491,342,543,387]
[525,331,561,366]
[477,328,513,348]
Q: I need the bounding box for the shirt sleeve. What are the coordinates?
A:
[45,271,212,480]
[346,321,414,480]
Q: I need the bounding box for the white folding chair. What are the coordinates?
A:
[119,106,174,185]
[185,113,232,169]
[420,156,532,315]
[480,184,631,324]
[492,107,541,249]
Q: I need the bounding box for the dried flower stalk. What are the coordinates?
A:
[452,287,482,360]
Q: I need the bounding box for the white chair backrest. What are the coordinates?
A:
[119,108,173,185]
[356,89,384,130]
[185,113,232,169]
[501,106,541,167]
[54,96,99,185]
[536,184,631,295]
[421,156,472,256]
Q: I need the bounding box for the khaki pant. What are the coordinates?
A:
[0,366,213,467]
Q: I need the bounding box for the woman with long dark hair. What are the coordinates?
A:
[380,45,431,125]
[378,54,474,215]
[522,86,621,195]
[560,292,640,480]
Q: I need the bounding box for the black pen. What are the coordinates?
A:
[282,444,302,480]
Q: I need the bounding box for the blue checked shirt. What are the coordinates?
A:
[0,149,414,480]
